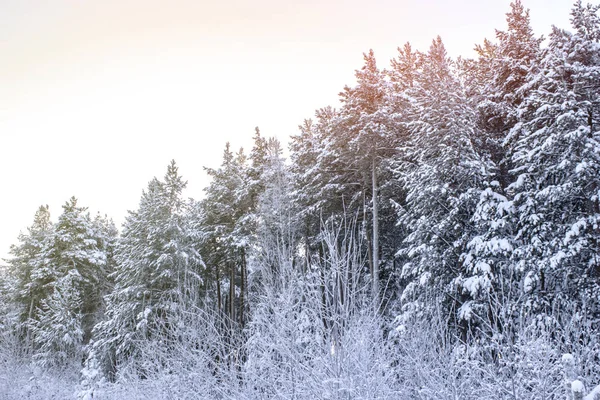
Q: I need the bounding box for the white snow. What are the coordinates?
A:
[585,385,600,400]
[572,380,585,394]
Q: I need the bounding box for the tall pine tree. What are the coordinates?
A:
[89,161,204,378]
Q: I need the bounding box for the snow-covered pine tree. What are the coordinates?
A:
[3,205,53,349]
[29,197,112,366]
[453,0,543,346]
[394,37,489,333]
[335,49,399,302]
[89,161,204,379]
[32,269,84,367]
[289,107,342,261]
[494,0,543,113]
[388,42,419,95]
[466,0,543,188]
[200,143,251,322]
[508,1,600,325]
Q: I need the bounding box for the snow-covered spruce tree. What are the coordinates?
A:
[451,0,544,354]
[289,107,343,263]
[90,212,118,320]
[394,37,490,334]
[88,160,204,381]
[2,205,53,351]
[459,1,542,206]
[32,269,84,367]
[478,0,543,182]
[492,0,543,116]
[454,182,520,347]
[508,1,600,326]
[29,197,113,367]
[200,143,251,323]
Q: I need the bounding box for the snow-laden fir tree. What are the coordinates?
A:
[29,197,113,367]
[200,143,251,322]
[394,37,489,332]
[289,107,341,259]
[464,0,543,188]
[88,161,204,379]
[3,205,53,349]
[508,0,600,325]
[453,0,544,344]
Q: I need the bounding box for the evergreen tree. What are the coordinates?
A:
[394,37,489,330]
[453,0,543,341]
[201,143,250,322]
[480,0,543,186]
[389,42,419,94]
[335,49,398,301]
[32,198,113,364]
[508,2,600,323]
[90,161,204,378]
[248,127,269,210]
[494,0,543,112]
[289,107,341,255]
[255,138,295,273]
[4,205,53,347]
[32,269,84,367]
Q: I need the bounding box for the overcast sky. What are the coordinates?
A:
[0,0,573,261]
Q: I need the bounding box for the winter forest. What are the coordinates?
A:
[2,1,600,399]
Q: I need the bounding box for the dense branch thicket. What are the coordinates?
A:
[2,1,600,399]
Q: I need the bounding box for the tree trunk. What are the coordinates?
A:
[364,189,374,278]
[319,245,329,332]
[216,265,222,313]
[27,298,34,350]
[304,232,310,274]
[240,248,246,327]
[372,158,379,305]
[229,261,235,322]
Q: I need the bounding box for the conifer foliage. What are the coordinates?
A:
[90,160,204,379]
[508,2,600,320]
[3,198,115,367]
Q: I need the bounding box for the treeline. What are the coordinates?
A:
[2,1,600,399]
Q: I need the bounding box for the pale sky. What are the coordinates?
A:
[0,0,573,261]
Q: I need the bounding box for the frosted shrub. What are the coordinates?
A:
[244,221,400,399]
